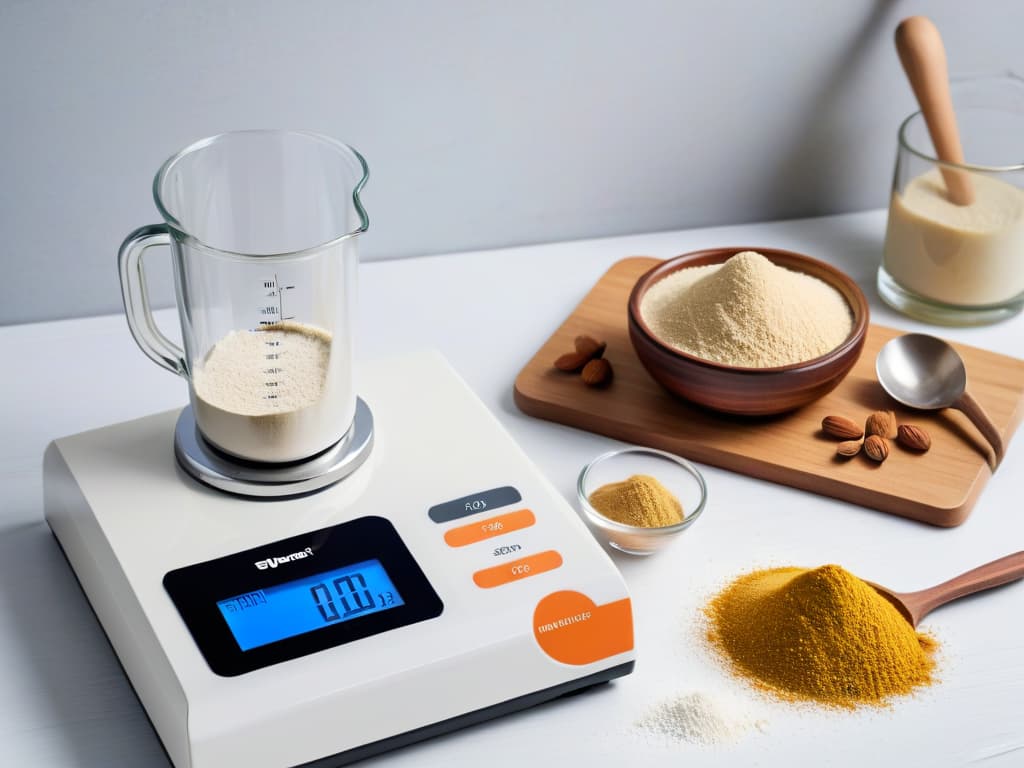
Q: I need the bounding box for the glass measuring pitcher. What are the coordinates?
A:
[118,130,368,463]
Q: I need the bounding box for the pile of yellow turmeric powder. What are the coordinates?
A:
[705,564,937,708]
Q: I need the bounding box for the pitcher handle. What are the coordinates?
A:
[117,224,187,377]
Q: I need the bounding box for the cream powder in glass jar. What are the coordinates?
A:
[878,74,1024,325]
[883,168,1024,306]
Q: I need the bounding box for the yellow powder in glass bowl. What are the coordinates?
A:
[588,474,684,528]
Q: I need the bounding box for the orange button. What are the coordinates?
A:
[444,509,536,548]
[472,550,563,589]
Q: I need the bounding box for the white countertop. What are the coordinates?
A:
[3,210,1023,767]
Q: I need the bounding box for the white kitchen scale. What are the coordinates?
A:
[43,350,635,768]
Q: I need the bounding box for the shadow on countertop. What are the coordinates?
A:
[0,520,170,767]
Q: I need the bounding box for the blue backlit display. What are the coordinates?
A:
[216,559,405,651]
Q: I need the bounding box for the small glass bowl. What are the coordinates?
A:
[577,446,708,556]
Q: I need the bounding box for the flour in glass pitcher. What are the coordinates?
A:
[192,321,349,462]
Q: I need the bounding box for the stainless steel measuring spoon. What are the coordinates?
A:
[876,333,1004,468]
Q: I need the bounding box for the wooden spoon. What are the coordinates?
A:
[869,552,1024,628]
[895,15,975,205]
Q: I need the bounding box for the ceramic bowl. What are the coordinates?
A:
[627,247,869,416]
[577,446,707,556]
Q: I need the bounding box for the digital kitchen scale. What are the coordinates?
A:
[43,350,635,768]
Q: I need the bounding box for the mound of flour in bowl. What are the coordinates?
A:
[639,251,853,368]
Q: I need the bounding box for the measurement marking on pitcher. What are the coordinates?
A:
[259,275,296,405]
[258,275,296,326]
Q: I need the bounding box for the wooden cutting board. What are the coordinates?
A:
[514,257,1024,527]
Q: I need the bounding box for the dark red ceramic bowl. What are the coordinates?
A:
[627,247,869,416]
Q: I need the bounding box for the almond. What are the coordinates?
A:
[865,410,898,439]
[836,440,862,458]
[574,335,607,361]
[554,351,589,372]
[581,358,613,387]
[864,434,890,462]
[821,415,863,440]
[897,424,931,452]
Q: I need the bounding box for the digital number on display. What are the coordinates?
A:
[216,559,405,651]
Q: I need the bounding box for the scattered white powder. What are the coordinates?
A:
[634,690,765,746]
[191,321,349,462]
[639,251,854,368]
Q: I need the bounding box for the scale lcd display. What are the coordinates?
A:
[166,517,443,675]
[217,559,405,651]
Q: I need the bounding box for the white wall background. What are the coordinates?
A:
[1,0,1020,325]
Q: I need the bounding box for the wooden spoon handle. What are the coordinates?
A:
[906,552,1024,622]
[953,390,1005,469]
[895,16,975,205]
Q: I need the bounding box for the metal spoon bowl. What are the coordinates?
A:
[876,333,1004,468]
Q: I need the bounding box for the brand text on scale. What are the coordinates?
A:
[255,547,314,570]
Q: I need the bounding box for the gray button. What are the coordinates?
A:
[429,486,522,523]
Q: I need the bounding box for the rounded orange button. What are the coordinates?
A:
[444,509,536,548]
[472,550,562,588]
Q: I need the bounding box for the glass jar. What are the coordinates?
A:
[878,74,1024,325]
